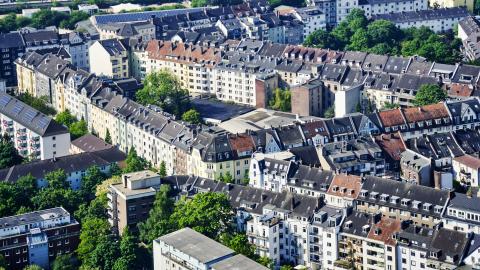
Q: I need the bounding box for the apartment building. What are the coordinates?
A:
[0,207,80,270]
[96,21,155,41]
[443,191,480,234]
[319,137,385,176]
[324,174,362,208]
[400,149,432,186]
[371,7,469,33]
[108,170,160,235]
[396,224,470,270]
[213,58,279,107]
[356,176,450,228]
[0,33,25,88]
[89,39,129,79]
[336,212,401,270]
[292,6,327,39]
[0,147,124,189]
[291,77,324,117]
[154,227,268,270]
[336,0,428,23]
[145,40,222,95]
[0,92,70,160]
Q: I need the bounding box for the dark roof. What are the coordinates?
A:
[22,30,59,44]
[0,93,67,136]
[0,32,25,49]
[71,134,112,152]
[358,176,450,218]
[430,228,469,265]
[191,98,254,122]
[341,210,373,237]
[288,145,320,167]
[0,148,125,183]
[98,39,126,56]
[371,7,469,23]
[93,7,206,24]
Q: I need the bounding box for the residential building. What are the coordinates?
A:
[324,174,362,208]
[291,77,324,117]
[430,0,474,12]
[356,176,449,228]
[443,191,480,234]
[0,32,25,88]
[0,92,70,160]
[0,147,125,190]
[153,227,269,270]
[396,224,471,270]
[89,39,129,79]
[292,6,327,39]
[96,21,156,41]
[319,137,385,176]
[452,154,480,187]
[0,207,80,270]
[78,4,99,15]
[70,134,113,154]
[108,170,161,235]
[371,7,470,32]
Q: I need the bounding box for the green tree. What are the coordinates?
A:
[17,94,56,115]
[347,28,369,51]
[159,161,167,177]
[382,102,400,110]
[74,193,108,223]
[280,265,294,270]
[0,134,23,169]
[257,256,273,269]
[84,235,120,270]
[113,228,138,270]
[32,187,79,213]
[30,9,68,29]
[182,109,202,124]
[366,19,401,45]
[69,120,88,139]
[136,71,191,116]
[269,88,291,112]
[413,84,447,106]
[105,129,112,144]
[59,11,89,29]
[218,172,234,184]
[77,217,111,261]
[0,254,6,269]
[138,185,175,244]
[55,110,76,128]
[80,165,107,200]
[109,163,122,176]
[303,29,340,49]
[123,147,148,173]
[23,265,43,270]
[220,233,256,259]
[324,106,335,118]
[45,169,69,189]
[171,192,233,238]
[52,254,76,270]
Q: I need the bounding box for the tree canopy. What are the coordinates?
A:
[413,84,447,106]
[123,147,149,173]
[269,88,291,112]
[136,70,191,116]
[303,9,461,63]
[0,134,23,169]
[17,94,56,116]
[181,109,202,124]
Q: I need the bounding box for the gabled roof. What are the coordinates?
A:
[402,103,449,123]
[378,109,406,127]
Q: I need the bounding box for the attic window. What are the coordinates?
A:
[360,190,368,197]
[362,225,370,233]
[423,203,432,211]
[345,220,353,228]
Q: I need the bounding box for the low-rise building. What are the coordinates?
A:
[70,134,112,154]
[0,207,80,270]
[78,4,99,15]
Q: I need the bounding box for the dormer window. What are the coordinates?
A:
[412,200,421,209]
[401,198,410,206]
[332,186,339,192]
[430,251,439,259]
[362,225,370,233]
[374,228,381,235]
[423,203,432,211]
[434,205,442,214]
[380,194,389,202]
[370,192,379,200]
[360,190,368,197]
[390,196,399,204]
[345,220,353,228]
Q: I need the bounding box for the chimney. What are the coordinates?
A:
[122,175,129,188]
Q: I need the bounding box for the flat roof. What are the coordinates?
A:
[212,254,269,270]
[156,228,234,264]
[191,98,254,123]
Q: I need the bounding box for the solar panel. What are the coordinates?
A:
[11,103,24,115]
[0,95,11,107]
[37,117,50,130]
[22,107,37,123]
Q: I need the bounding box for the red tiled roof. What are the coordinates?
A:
[402,103,449,123]
[378,109,405,127]
[367,217,402,245]
[228,134,255,152]
[454,154,480,169]
[146,40,222,68]
[375,132,406,161]
[448,84,473,97]
[302,120,329,139]
[326,174,362,199]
